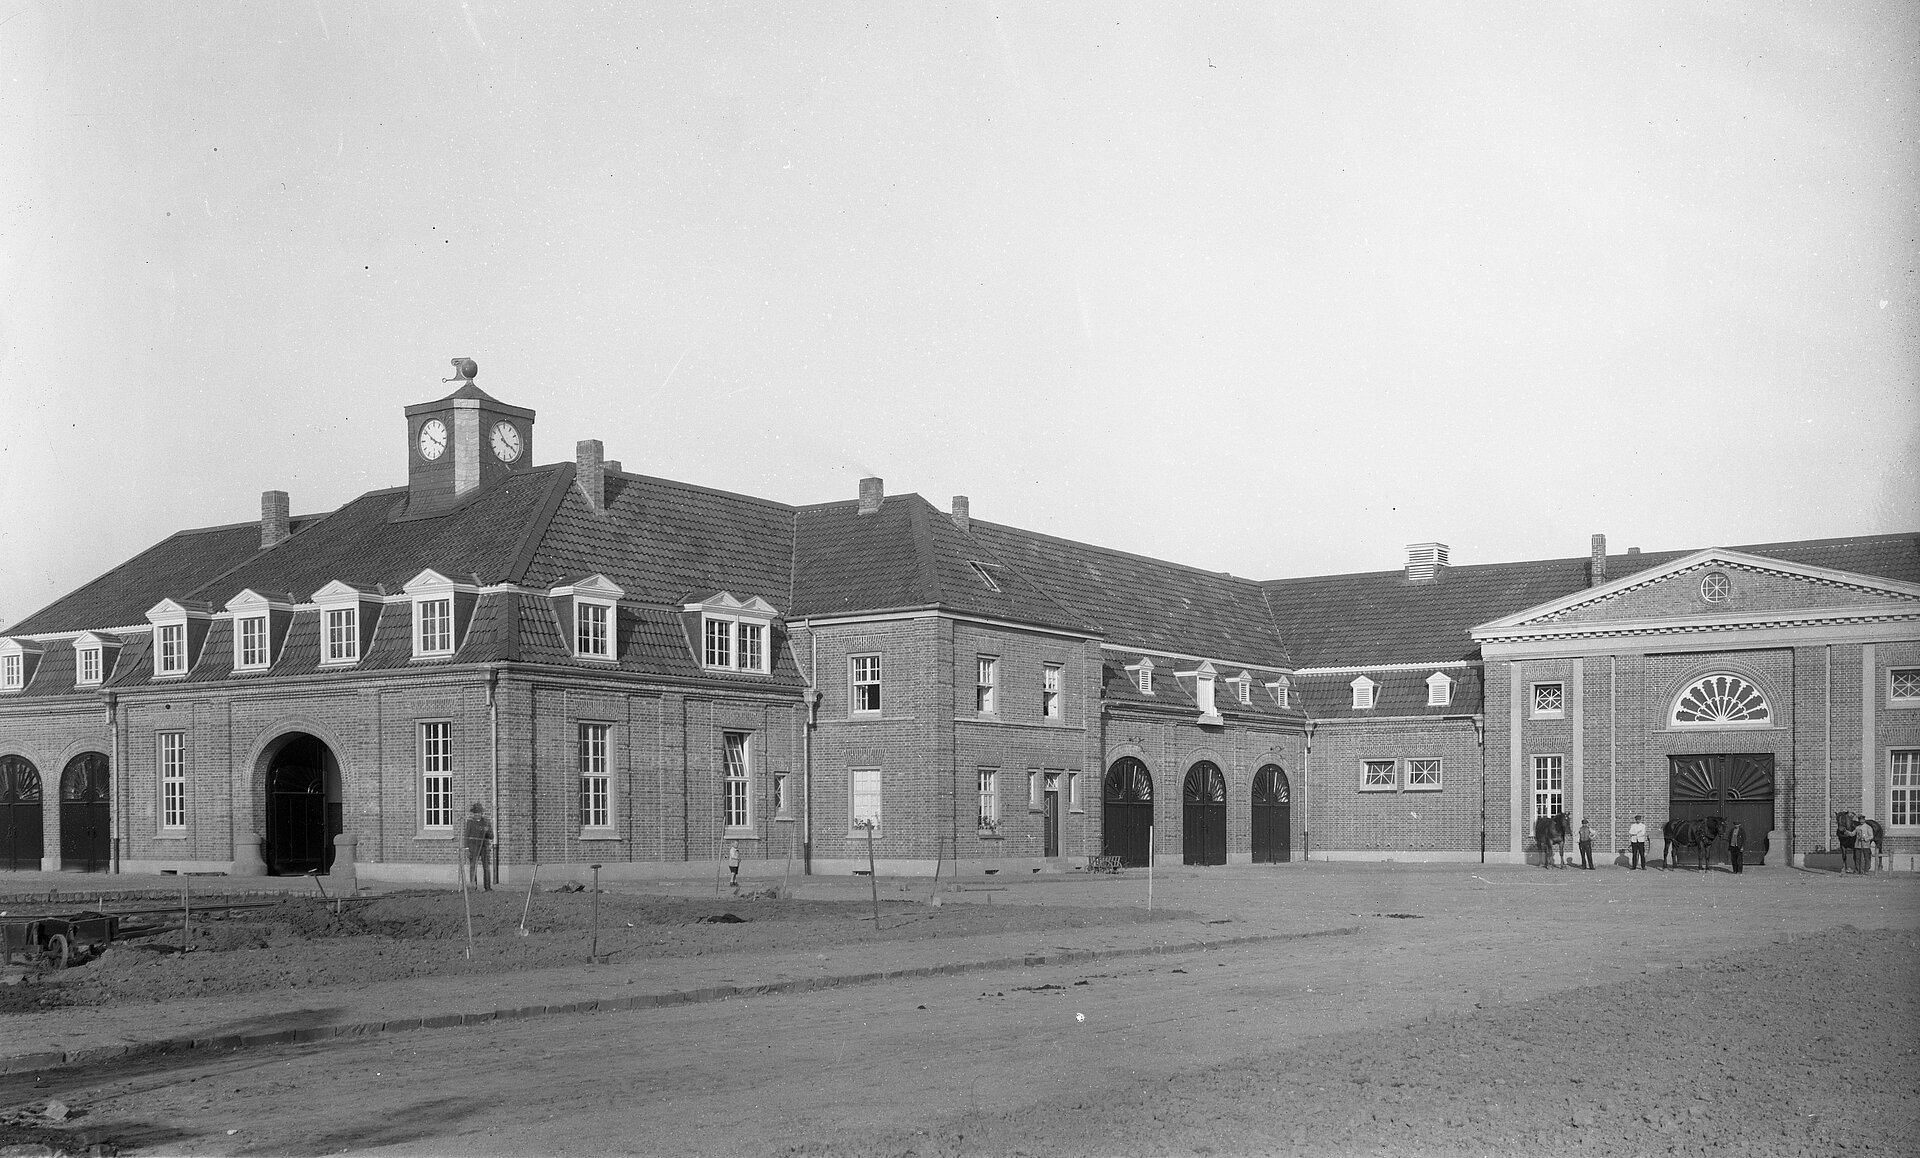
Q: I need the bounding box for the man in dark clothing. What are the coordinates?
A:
[1727,820,1745,874]
[464,802,494,891]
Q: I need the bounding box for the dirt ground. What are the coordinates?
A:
[1,866,1916,1157]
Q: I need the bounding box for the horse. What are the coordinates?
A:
[1532,812,1570,868]
[1662,815,1726,870]
[1836,811,1884,873]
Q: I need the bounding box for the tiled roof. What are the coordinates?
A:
[1294,666,1485,720]
[1267,532,1920,668]
[9,520,315,635]
[1100,653,1304,724]
[965,520,1290,666]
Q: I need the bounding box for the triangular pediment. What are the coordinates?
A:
[1475,548,1920,641]
[684,591,778,617]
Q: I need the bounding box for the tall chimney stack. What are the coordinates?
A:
[261,491,290,549]
[577,440,605,512]
[857,477,884,516]
[951,495,970,533]
[1405,542,1450,583]
[1588,533,1608,587]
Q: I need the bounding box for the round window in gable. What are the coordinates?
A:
[1700,572,1731,602]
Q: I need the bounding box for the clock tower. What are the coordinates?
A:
[402,358,536,514]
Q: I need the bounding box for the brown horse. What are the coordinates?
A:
[1662,815,1726,870]
[1836,811,1884,873]
[1532,812,1570,868]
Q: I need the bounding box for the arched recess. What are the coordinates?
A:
[59,753,111,872]
[1251,764,1292,864]
[0,755,45,872]
[1102,758,1154,868]
[261,733,343,875]
[1182,761,1227,866]
[1662,669,1776,729]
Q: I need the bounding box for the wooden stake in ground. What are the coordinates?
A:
[863,820,880,929]
[459,842,474,960]
[589,864,602,962]
[1147,824,1155,913]
[182,882,191,950]
[517,862,537,937]
[781,830,794,899]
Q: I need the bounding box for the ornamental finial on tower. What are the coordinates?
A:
[447,357,478,382]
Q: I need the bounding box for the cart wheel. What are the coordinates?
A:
[45,934,71,970]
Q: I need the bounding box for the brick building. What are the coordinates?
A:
[2,364,1915,878]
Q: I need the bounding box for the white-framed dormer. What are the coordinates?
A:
[312,581,381,667]
[0,638,44,692]
[685,592,779,675]
[146,598,214,679]
[1350,675,1377,710]
[1231,671,1253,706]
[552,574,625,663]
[72,632,120,688]
[225,589,294,673]
[1177,660,1221,725]
[403,569,480,661]
[1426,671,1454,707]
[1127,656,1156,695]
[1266,674,1291,709]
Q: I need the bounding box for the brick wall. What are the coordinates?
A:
[1299,716,1484,860]
[0,697,111,869]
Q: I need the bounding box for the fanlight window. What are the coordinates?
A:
[1671,673,1771,726]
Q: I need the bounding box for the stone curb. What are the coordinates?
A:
[0,924,1360,1076]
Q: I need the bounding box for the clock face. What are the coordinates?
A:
[417,419,448,461]
[490,421,523,463]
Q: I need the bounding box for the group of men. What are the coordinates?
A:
[1540,813,1748,872]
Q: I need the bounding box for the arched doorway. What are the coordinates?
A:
[264,734,342,875]
[1251,764,1291,864]
[1669,754,1775,866]
[1102,758,1154,867]
[59,753,111,872]
[1182,761,1227,866]
[1,755,44,872]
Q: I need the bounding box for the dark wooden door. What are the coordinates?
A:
[1183,762,1227,866]
[1044,789,1060,858]
[1669,754,1774,864]
[1102,758,1154,867]
[265,738,338,875]
[1251,764,1291,864]
[0,755,44,872]
[59,753,111,872]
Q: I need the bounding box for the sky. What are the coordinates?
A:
[2,2,1916,629]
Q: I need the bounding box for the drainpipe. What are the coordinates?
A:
[107,692,121,874]
[488,666,501,883]
[804,623,817,874]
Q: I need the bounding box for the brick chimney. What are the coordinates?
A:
[1405,542,1449,583]
[577,440,605,512]
[260,491,290,549]
[1588,533,1608,587]
[858,477,884,516]
[604,460,622,474]
[950,495,970,533]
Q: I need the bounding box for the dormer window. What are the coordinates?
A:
[76,641,102,686]
[1350,675,1377,710]
[1267,676,1291,708]
[1130,658,1155,695]
[312,581,379,667]
[550,575,624,663]
[686,592,779,675]
[225,590,291,673]
[237,615,270,668]
[1179,660,1220,723]
[147,599,212,678]
[404,570,478,660]
[0,641,28,691]
[1427,672,1454,707]
[1236,674,1252,705]
[970,562,1003,592]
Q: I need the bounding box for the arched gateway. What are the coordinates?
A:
[59,753,111,872]
[0,755,43,871]
[263,734,343,875]
[1251,764,1291,864]
[1182,762,1227,866]
[1102,758,1154,867]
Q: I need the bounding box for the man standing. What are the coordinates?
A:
[1853,817,1876,875]
[1727,819,1745,874]
[464,802,494,891]
[1577,817,1596,870]
[1627,814,1649,870]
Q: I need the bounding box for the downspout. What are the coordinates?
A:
[1824,645,1832,857]
[107,692,121,874]
[1609,656,1617,857]
[488,666,502,883]
[1302,721,1314,861]
[804,621,817,875]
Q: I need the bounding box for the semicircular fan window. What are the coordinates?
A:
[1671,673,1771,726]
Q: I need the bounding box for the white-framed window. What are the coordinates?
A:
[738,621,763,671]
[1043,663,1063,718]
[1362,759,1397,791]
[1531,682,1564,718]
[77,644,102,686]
[704,617,732,668]
[1532,754,1564,819]
[1406,758,1443,791]
[978,768,999,830]
[1129,658,1154,695]
[976,656,997,714]
[1700,571,1731,602]
[157,623,188,675]
[724,731,752,830]
[0,652,20,690]
[850,765,882,833]
[1426,672,1453,707]
[1889,668,1920,706]
[1268,676,1290,708]
[850,654,882,715]
[415,598,454,657]
[1890,750,1918,827]
[576,600,612,659]
[159,731,187,829]
[1236,675,1252,705]
[323,608,359,665]
[687,593,778,675]
[1067,770,1082,813]
[1669,673,1770,727]
[580,722,612,831]
[1350,676,1376,710]
[1028,769,1044,811]
[235,615,270,670]
[420,721,454,830]
[773,770,790,819]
